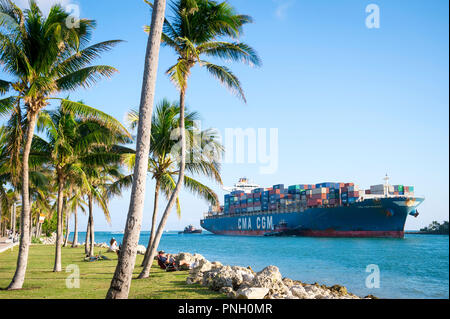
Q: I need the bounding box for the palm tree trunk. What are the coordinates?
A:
[106,0,167,299]
[141,179,161,267]
[72,207,78,248]
[12,203,16,235]
[37,222,41,238]
[53,176,64,272]
[28,205,32,243]
[63,209,70,247]
[139,87,187,279]
[88,194,95,257]
[7,111,38,290]
[34,215,39,238]
[85,217,90,255]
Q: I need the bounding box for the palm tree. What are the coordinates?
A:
[30,187,53,239]
[84,165,129,257]
[107,0,167,299]
[64,187,86,247]
[124,99,223,278]
[0,0,124,289]
[0,121,50,240]
[34,106,130,270]
[141,0,260,275]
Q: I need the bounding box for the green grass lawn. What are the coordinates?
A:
[0,245,226,299]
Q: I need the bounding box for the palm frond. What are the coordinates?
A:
[198,41,261,67]
[166,60,189,90]
[56,65,118,91]
[201,61,246,102]
[59,99,131,138]
[0,79,11,94]
[183,175,218,206]
[0,96,15,118]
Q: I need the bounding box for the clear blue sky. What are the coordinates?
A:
[5,0,449,231]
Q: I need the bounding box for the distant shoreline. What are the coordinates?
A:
[405,231,449,235]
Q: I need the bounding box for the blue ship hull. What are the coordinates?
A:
[201,197,424,238]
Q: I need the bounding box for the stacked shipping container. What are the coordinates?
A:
[222,182,415,215]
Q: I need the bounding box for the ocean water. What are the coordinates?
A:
[73,231,449,299]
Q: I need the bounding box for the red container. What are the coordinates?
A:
[365,190,371,194]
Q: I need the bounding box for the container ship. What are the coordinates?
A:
[200,176,424,238]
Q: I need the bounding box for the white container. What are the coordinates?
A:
[312,187,328,195]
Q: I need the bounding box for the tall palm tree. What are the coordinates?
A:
[0,0,124,289]
[0,121,49,239]
[30,187,53,239]
[83,164,130,257]
[142,0,260,274]
[107,0,167,300]
[124,99,223,278]
[67,188,87,248]
[34,106,130,270]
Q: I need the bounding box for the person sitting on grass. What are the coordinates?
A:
[157,251,177,271]
[108,238,118,252]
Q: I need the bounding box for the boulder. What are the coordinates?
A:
[191,258,212,273]
[282,278,295,288]
[290,285,309,299]
[251,266,289,296]
[330,284,348,296]
[202,266,234,291]
[175,252,194,266]
[40,233,57,245]
[186,258,213,285]
[211,261,223,269]
[186,275,203,285]
[236,287,270,299]
[96,243,109,249]
[219,287,233,294]
[136,245,146,255]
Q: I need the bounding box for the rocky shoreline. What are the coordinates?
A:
[38,235,375,299]
[174,252,376,300]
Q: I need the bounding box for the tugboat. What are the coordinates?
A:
[179,225,202,234]
[264,220,290,237]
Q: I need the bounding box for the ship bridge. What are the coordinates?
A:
[222,177,260,193]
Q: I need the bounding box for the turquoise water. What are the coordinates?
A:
[74,231,449,299]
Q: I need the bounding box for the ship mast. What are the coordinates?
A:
[383,174,390,197]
